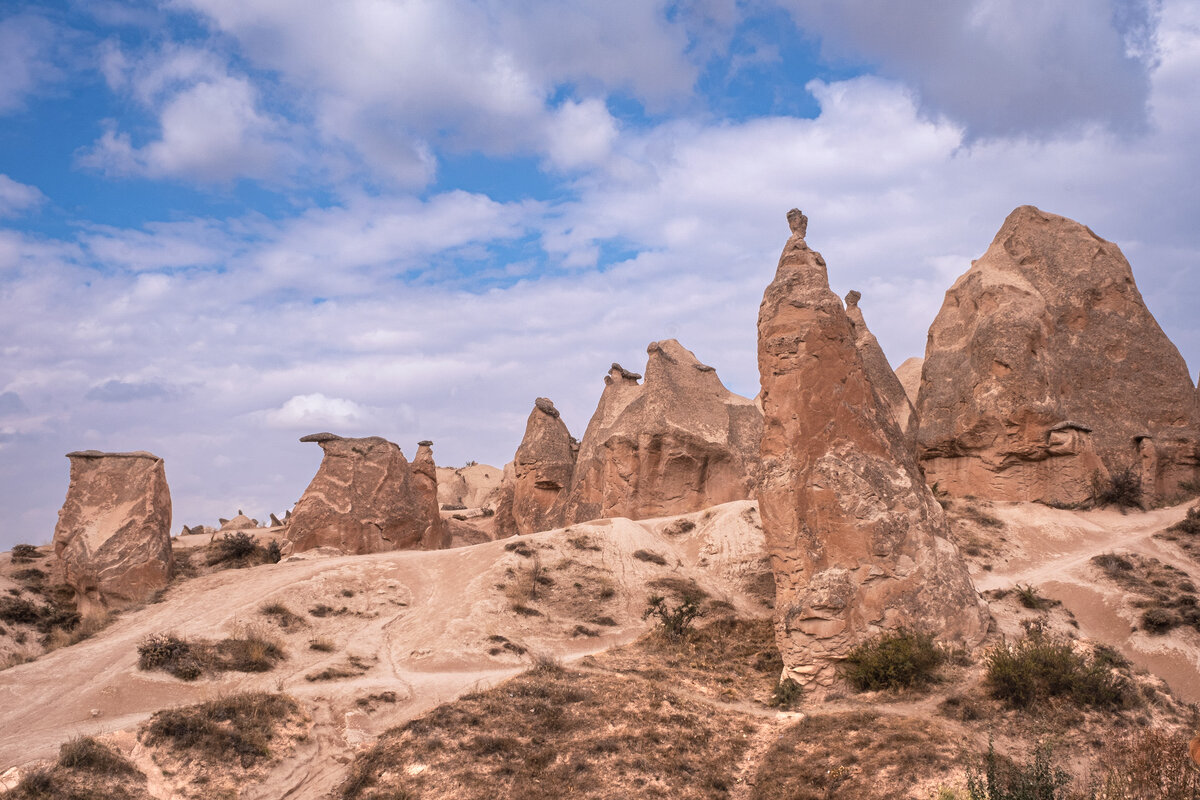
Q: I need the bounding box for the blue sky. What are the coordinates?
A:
[1,0,1197,548]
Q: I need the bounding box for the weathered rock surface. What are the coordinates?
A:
[917,205,1200,506]
[51,451,173,612]
[219,512,257,531]
[758,209,987,686]
[435,463,503,510]
[895,357,923,408]
[562,341,762,523]
[285,434,446,554]
[494,398,576,536]
[412,441,450,549]
[845,290,917,442]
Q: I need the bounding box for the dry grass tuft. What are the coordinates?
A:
[141,692,301,769]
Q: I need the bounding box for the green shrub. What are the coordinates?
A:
[206,532,261,566]
[966,740,1071,800]
[1014,584,1046,610]
[1140,607,1179,634]
[842,628,945,691]
[985,625,1135,710]
[265,540,283,563]
[643,595,704,639]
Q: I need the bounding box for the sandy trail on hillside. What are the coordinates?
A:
[0,501,770,799]
[973,500,1200,701]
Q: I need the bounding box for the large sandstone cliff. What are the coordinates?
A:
[757,209,987,686]
[286,434,446,554]
[917,205,1199,505]
[562,340,762,523]
[52,450,173,612]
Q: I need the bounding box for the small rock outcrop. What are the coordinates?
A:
[758,209,987,687]
[51,450,173,612]
[285,433,446,554]
[494,398,576,536]
[219,512,257,531]
[917,205,1200,505]
[435,463,504,510]
[562,341,762,523]
[844,290,917,442]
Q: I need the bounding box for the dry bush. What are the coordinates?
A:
[750,713,960,800]
[1,736,149,800]
[137,626,285,681]
[141,692,300,769]
[10,544,45,563]
[1085,727,1200,798]
[632,549,668,566]
[259,602,305,629]
[340,665,752,800]
[985,624,1137,711]
[1092,467,1143,511]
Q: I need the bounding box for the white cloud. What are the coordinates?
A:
[262,393,378,430]
[0,174,45,217]
[777,0,1158,137]
[78,44,295,183]
[0,14,61,114]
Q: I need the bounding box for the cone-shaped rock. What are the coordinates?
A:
[494,398,576,535]
[757,209,987,686]
[412,441,449,548]
[844,290,917,442]
[563,340,762,523]
[286,433,445,554]
[895,357,923,408]
[917,205,1200,505]
[52,450,173,612]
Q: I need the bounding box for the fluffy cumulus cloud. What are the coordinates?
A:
[0,13,61,113]
[1,0,1200,547]
[777,0,1160,137]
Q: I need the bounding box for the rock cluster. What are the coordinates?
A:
[562,339,762,523]
[917,205,1200,505]
[51,451,173,612]
[757,209,987,686]
[493,398,577,536]
[285,433,446,554]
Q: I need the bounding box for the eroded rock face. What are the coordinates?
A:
[895,357,923,408]
[52,451,173,611]
[758,209,987,686]
[435,463,503,510]
[563,340,762,523]
[495,398,576,536]
[412,441,449,549]
[917,205,1200,505]
[286,433,446,554]
[845,290,917,442]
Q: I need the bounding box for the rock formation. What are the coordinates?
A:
[285,433,446,554]
[51,450,173,612]
[844,290,917,441]
[895,357,923,408]
[917,205,1200,506]
[494,398,577,536]
[219,512,257,531]
[757,209,987,686]
[436,463,504,509]
[412,441,449,548]
[562,340,762,523]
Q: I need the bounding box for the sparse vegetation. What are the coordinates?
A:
[141,692,300,769]
[1168,505,1200,536]
[137,628,285,681]
[57,736,140,776]
[965,740,1071,800]
[306,654,372,682]
[205,531,279,569]
[1084,727,1200,798]
[10,544,45,563]
[664,519,697,536]
[259,602,304,628]
[0,735,149,800]
[308,637,336,652]
[769,677,802,708]
[984,624,1136,710]
[1091,467,1142,511]
[632,549,668,566]
[643,594,704,639]
[841,628,946,692]
[1015,583,1049,610]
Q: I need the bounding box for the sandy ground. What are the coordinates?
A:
[0,501,769,798]
[971,499,1200,701]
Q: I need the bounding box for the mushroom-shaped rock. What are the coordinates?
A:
[494,398,577,536]
[757,210,987,687]
[51,450,173,613]
[844,290,918,444]
[917,205,1200,505]
[562,340,762,523]
[285,434,447,554]
[412,441,449,548]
